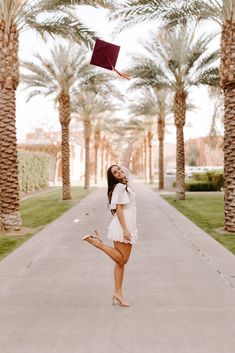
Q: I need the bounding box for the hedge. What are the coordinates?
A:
[185,171,224,192]
[18,151,50,192]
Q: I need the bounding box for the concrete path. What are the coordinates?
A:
[1,183,235,353]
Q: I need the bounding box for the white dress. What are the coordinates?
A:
[107,166,138,244]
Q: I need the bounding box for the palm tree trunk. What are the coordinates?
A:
[53,153,60,186]
[220,21,235,232]
[136,148,141,174]
[132,151,138,174]
[174,91,187,200]
[148,130,153,184]
[94,128,100,185]
[140,144,144,178]
[0,21,21,230]
[158,118,165,190]
[158,139,164,189]
[59,93,71,200]
[144,136,148,181]
[101,138,105,181]
[94,144,98,184]
[84,115,91,189]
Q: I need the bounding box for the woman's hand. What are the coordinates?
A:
[123,229,132,242]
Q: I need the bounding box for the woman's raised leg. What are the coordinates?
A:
[82,231,124,265]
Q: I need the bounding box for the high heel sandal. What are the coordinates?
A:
[81,230,103,249]
[112,293,130,307]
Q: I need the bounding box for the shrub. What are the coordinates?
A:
[210,172,224,190]
[186,171,223,192]
[18,152,50,192]
[185,181,213,191]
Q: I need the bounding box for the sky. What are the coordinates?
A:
[16,4,222,144]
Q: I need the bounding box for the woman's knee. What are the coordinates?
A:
[114,242,131,265]
[118,255,129,266]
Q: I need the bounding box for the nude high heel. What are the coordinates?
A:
[81,230,103,249]
[112,293,130,307]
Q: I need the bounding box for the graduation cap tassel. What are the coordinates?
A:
[104,54,130,80]
[90,39,130,80]
[111,67,130,80]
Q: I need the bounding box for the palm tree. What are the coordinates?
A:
[125,115,156,183]
[128,26,219,199]
[93,115,122,184]
[0,0,112,230]
[166,1,235,231]
[101,117,134,174]
[21,43,91,199]
[112,0,235,244]
[73,72,122,189]
[128,87,172,189]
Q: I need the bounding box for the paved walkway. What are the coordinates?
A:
[1,183,235,353]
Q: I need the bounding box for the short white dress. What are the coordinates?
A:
[107,166,138,244]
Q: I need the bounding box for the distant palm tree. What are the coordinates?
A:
[112,0,235,237]
[128,26,219,199]
[101,116,131,172]
[21,43,91,199]
[73,72,122,189]
[128,87,172,189]
[0,0,111,230]
[125,115,156,183]
[93,115,123,184]
[164,0,235,231]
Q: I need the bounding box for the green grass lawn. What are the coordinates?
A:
[0,187,94,261]
[161,193,235,255]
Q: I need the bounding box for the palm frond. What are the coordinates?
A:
[21,41,90,106]
[35,0,113,11]
[128,86,173,129]
[23,12,95,48]
[190,67,220,86]
[74,0,114,8]
[128,59,173,91]
[131,24,219,92]
[21,62,54,85]
[110,0,173,32]
[162,0,222,28]
[191,49,220,76]
[24,89,49,102]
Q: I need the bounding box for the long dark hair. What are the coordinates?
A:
[107,164,129,215]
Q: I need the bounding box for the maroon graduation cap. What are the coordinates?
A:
[90,39,130,80]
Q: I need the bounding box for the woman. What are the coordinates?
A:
[82,141,137,307]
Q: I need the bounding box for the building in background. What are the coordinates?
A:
[17,127,117,186]
[18,128,85,185]
[185,136,223,166]
[152,141,176,174]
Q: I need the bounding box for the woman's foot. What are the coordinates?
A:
[112,292,130,307]
[81,230,102,249]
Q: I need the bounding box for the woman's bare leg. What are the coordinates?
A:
[114,263,124,294]
[83,234,132,269]
[83,235,124,264]
[113,242,132,297]
[100,243,124,264]
[83,235,132,305]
